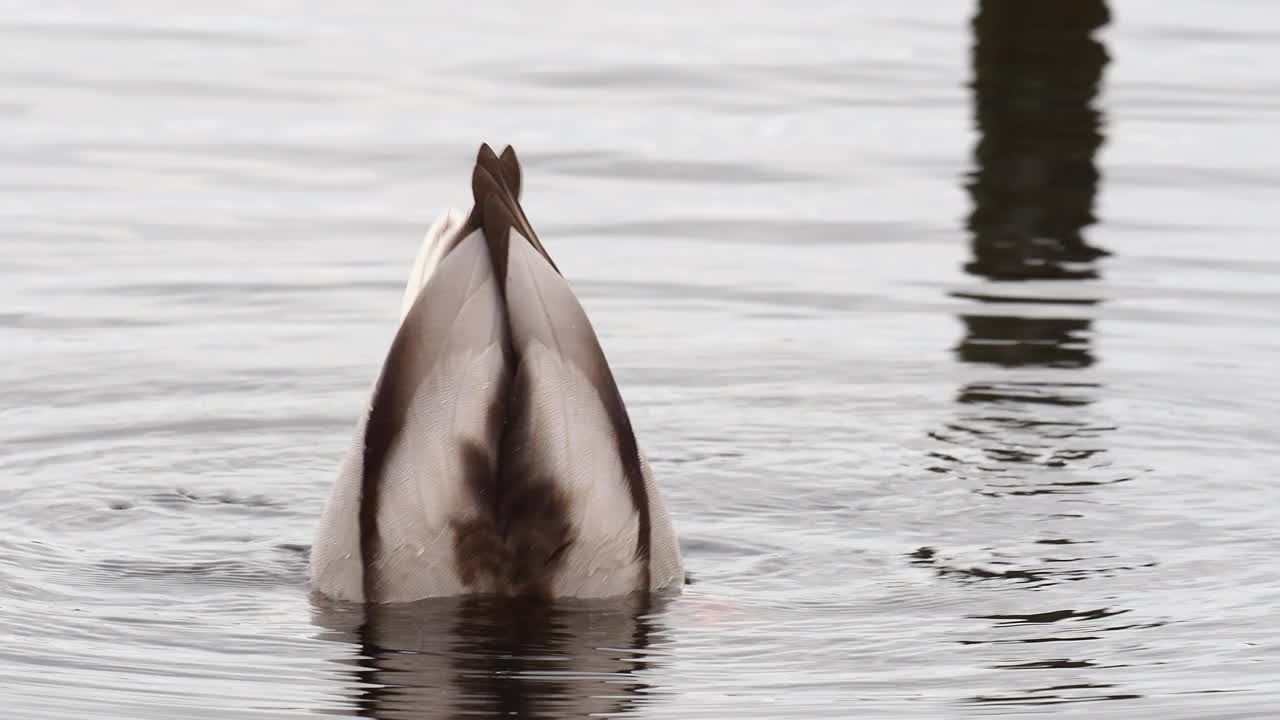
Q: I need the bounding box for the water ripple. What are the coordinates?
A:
[3,1,1280,718]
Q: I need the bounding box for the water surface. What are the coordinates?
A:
[3,1,1279,717]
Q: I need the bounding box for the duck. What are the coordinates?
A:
[308,144,684,604]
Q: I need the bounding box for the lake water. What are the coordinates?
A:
[3,1,1279,717]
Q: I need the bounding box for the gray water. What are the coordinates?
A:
[3,1,1279,717]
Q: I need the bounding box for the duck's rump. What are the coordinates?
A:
[308,145,682,604]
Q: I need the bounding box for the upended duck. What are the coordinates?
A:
[308,144,684,604]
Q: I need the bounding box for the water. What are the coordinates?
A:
[2,1,1279,717]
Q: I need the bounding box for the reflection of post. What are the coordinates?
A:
[920,6,1134,701]
[955,0,1111,386]
[932,0,1113,476]
[956,314,1094,369]
[965,0,1110,282]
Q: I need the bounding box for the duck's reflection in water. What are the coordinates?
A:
[313,593,672,719]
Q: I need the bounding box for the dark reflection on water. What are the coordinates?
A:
[963,0,1110,282]
[955,315,1094,369]
[949,0,1111,465]
[943,0,1111,487]
[928,0,1135,708]
[312,594,671,719]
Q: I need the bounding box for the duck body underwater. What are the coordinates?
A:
[308,144,684,604]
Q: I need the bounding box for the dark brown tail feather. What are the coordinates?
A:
[469,143,653,575]
[462,144,560,278]
[360,144,653,601]
[498,145,521,198]
[475,144,653,577]
[480,143,652,576]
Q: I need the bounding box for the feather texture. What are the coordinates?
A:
[309,144,683,603]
